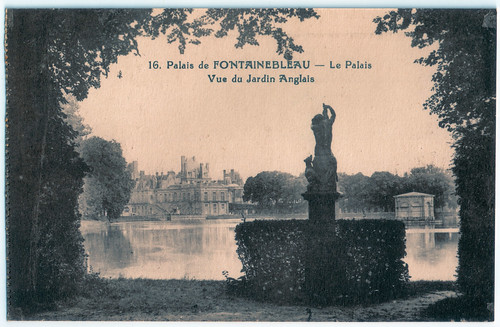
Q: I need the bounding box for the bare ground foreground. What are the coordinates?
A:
[14,279,464,322]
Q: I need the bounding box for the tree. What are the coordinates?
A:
[61,95,92,145]
[338,167,456,213]
[365,171,403,212]
[374,10,495,136]
[243,171,307,213]
[406,165,457,210]
[79,137,135,221]
[6,8,317,310]
[284,173,308,213]
[6,10,149,311]
[337,173,370,212]
[374,9,495,308]
[453,128,494,305]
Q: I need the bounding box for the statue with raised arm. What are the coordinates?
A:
[312,104,336,157]
[304,103,338,194]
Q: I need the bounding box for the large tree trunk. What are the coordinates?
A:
[6,10,52,308]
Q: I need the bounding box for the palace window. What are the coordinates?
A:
[221,192,225,201]
[212,192,217,201]
[204,192,208,201]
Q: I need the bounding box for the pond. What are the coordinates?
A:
[81,219,459,281]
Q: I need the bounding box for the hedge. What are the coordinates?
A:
[454,131,495,305]
[233,219,409,305]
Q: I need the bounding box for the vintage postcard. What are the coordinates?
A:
[4,8,495,323]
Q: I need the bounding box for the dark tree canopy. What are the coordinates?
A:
[204,9,318,59]
[406,165,457,209]
[243,171,307,213]
[337,173,370,212]
[79,137,135,221]
[365,171,402,212]
[338,165,455,212]
[374,9,495,307]
[6,8,317,311]
[374,9,495,137]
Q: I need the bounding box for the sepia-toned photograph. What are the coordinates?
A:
[4,8,495,322]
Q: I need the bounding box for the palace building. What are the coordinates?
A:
[122,156,245,218]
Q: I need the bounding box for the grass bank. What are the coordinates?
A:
[10,278,465,322]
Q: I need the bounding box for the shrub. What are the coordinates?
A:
[422,296,493,321]
[305,220,409,305]
[234,219,409,305]
[234,220,307,303]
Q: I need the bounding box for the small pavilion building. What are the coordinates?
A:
[394,192,435,220]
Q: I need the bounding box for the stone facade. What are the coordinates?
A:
[123,157,244,217]
[394,191,435,220]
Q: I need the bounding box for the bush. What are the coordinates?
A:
[234,220,307,303]
[422,296,493,321]
[233,219,409,305]
[306,220,409,305]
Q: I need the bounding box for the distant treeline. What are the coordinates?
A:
[243,165,457,214]
[338,165,457,212]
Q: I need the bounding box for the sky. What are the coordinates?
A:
[78,9,455,181]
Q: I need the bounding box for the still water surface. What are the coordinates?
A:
[81,219,459,281]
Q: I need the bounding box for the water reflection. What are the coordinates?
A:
[81,220,459,281]
[405,227,459,281]
[82,220,242,280]
[84,224,135,270]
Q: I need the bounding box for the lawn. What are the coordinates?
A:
[12,278,464,322]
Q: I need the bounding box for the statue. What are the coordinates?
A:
[312,103,335,157]
[304,155,319,185]
[304,103,338,194]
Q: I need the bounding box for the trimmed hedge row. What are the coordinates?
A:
[234,220,307,303]
[233,219,409,305]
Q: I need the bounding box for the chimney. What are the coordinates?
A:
[181,156,186,175]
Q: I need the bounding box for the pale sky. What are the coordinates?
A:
[79,9,454,181]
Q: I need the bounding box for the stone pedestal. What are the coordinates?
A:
[302,191,341,305]
[302,191,341,222]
